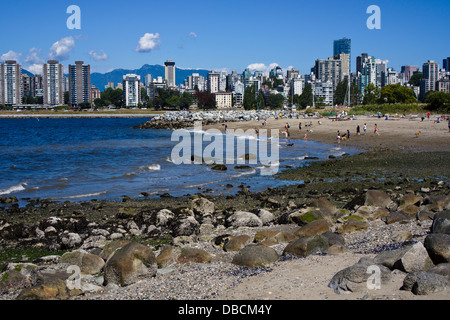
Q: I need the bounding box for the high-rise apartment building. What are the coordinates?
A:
[358,55,379,95]
[314,54,347,91]
[443,57,450,72]
[401,66,419,83]
[333,38,351,72]
[0,60,22,105]
[164,60,176,88]
[123,74,141,107]
[420,60,439,100]
[68,61,91,107]
[43,60,64,105]
[207,71,220,93]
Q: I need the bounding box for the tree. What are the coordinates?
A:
[243,85,256,110]
[267,94,285,109]
[408,72,423,87]
[297,83,313,108]
[195,89,216,109]
[256,91,265,110]
[362,83,379,105]
[378,84,416,104]
[334,78,348,105]
[425,91,450,111]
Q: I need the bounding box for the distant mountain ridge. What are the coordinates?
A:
[90,64,211,89]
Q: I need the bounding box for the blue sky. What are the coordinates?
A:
[1,0,449,75]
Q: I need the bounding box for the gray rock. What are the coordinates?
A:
[282,235,329,258]
[365,190,395,209]
[60,250,105,275]
[156,209,174,227]
[393,242,434,273]
[431,210,450,234]
[257,209,275,226]
[402,271,450,295]
[103,242,157,286]
[191,197,215,216]
[227,211,263,228]
[231,244,279,268]
[61,233,82,249]
[424,233,450,264]
[374,247,409,270]
[328,259,391,294]
[427,263,450,277]
[172,216,200,237]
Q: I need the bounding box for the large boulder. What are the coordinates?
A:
[431,210,450,234]
[231,245,279,268]
[226,211,263,228]
[402,271,450,295]
[191,197,215,216]
[294,219,330,237]
[309,198,339,222]
[365,190,394,209]
[177,248,213,264]
[103,242,157,286]
[288,208,323,226]
[172,216,200,237]
[282,235,329,258]
[393,242,434,273]
[223,235,251,252]
[328,258,391,294]
[156,246,180,268]
[337,217,368,234]
[60,250,105,275]
[256,209,275,226]
[0,270,31,294]
[98,240,131,261]
[17,278,81,300]
[424,233,450,264]
[155,209,175,228]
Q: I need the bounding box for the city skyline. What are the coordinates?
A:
[0,0,449,75]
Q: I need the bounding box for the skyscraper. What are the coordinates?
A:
[444,57,450,72]
[420,60,439,100]
[334,38,351,72]
[43,60,64,105]
[0,60,22,105]
[207,71,220,93]
[68,61,91,108]
[358,55,379,95]
[164,60,176,88]
[401,66,419,83]
[123,74,141,107]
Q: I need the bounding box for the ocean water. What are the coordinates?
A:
[0,118,358,206]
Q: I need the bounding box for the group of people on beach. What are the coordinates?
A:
[337,123,378,144]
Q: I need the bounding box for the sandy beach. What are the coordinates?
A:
[203,114,450,152]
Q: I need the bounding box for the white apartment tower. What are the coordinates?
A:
[207,71,220,93]
[0,60,22,105]
[123,74,141,107]
[164,60,176,88]
[43,60,64,105]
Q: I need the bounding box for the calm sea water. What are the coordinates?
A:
[0,118,358,206]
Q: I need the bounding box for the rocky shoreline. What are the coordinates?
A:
[0,148,449,300]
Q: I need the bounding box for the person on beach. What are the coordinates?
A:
[374,124,379,135]
[347,129,350,139]
[357,125,361,135]
[448,118,450,132]
[299,122,302,130]
[224,124,228,132]
[363,123,367,135]
[337,130,341,144]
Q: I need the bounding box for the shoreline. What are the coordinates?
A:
[0,114,449,301]
[0,113,158,119]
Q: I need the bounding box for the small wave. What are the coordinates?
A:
[146,164,161,171]
[50,191,107,200]
[0,182,27,195]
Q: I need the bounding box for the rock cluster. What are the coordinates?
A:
[0,189,449,299]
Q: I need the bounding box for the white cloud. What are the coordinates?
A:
[1,50,22,62]
[136,33,161,53]
[27,64,43,75]
[89,50,108,61]
[49,36,75,61]
[25,48,45,64]
[188,32,197,38]
[247,62,279,75]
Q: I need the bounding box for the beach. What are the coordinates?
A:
[0,111,449,302]
[204,114,450,152]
